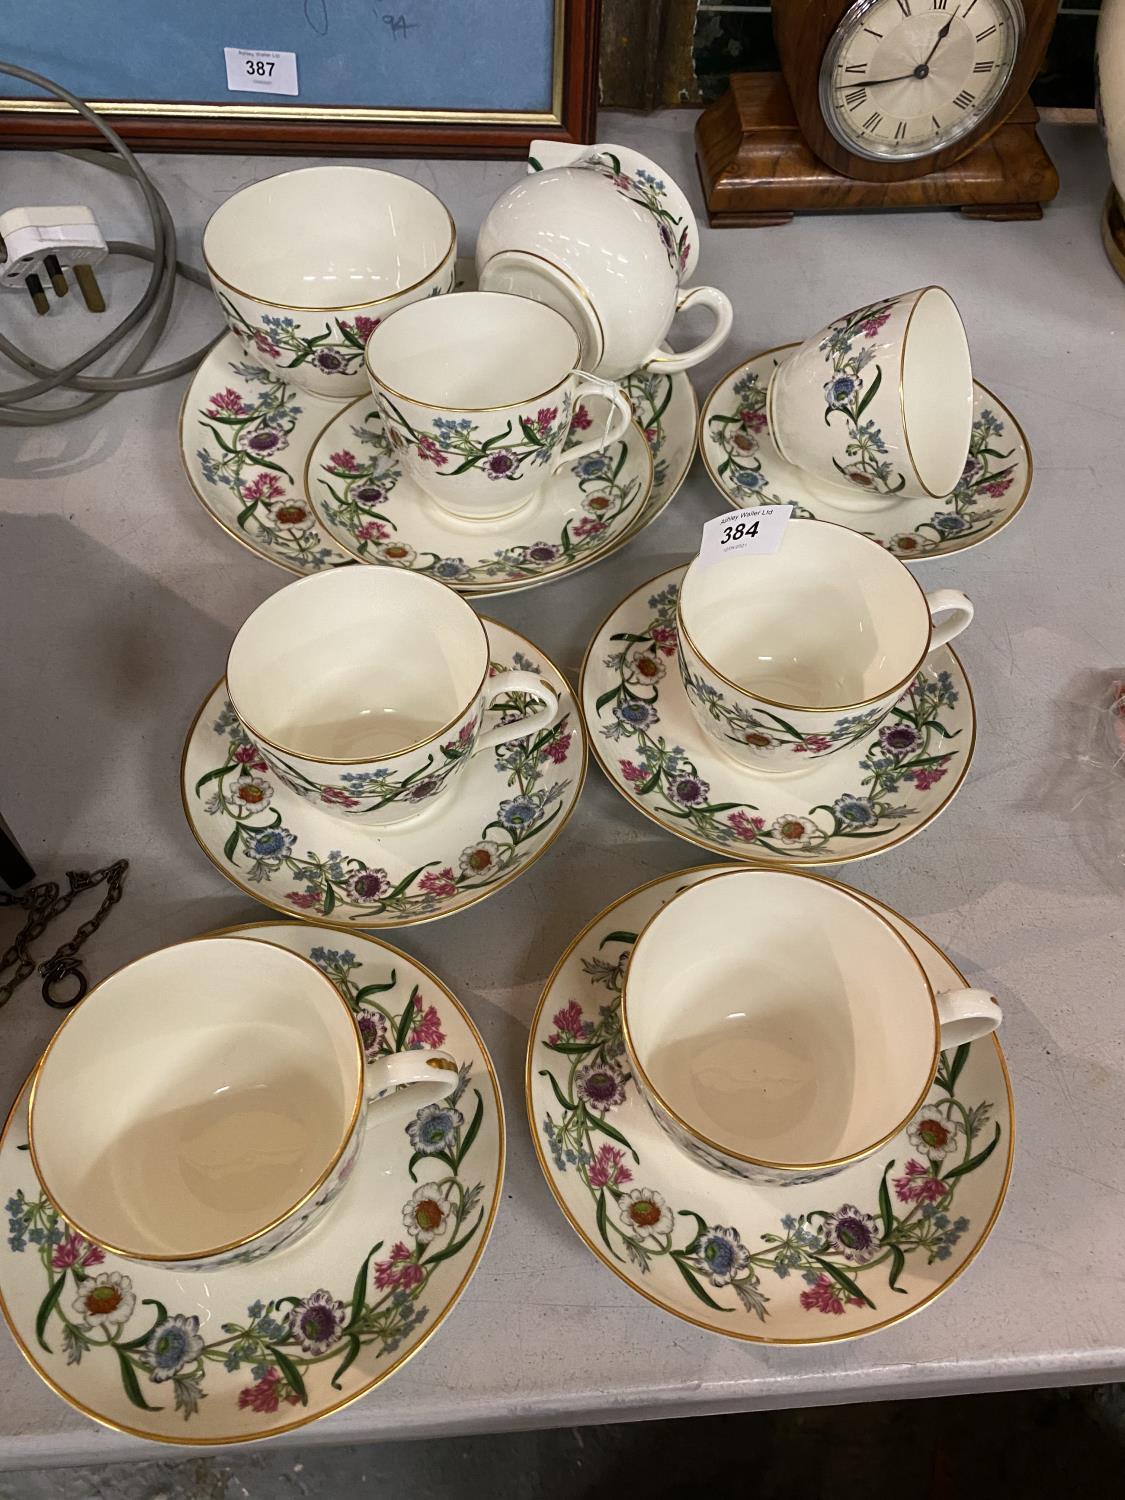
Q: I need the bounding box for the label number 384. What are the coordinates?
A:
[720,520,760,546]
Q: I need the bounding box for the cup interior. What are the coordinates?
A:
[902,288,973,497]
[679,521,929,709]
[29,938,360,1260]
[227,570,488,762]
[203,167,453,308]
[624,872,938,1168]
[366,291,579,409]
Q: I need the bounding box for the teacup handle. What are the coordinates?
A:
[935,987,1002,1049]
[474,670,560,755]
[556,376,633,470]
[366,1048,460,1110]
[925,588,974,652]
[643,285,734,374]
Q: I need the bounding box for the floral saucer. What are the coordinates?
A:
[581,566,975,866]
[180,334,696,584]
[527,865,1012,1344]
[0,922,504,1444]
[700,345,1032,560]
[304,401,652,591]
[182,620,586,929]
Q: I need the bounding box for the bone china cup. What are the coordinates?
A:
[364,291,633,520]
[27,937,456,1268]
[677,520,973,772]
[203,166,456,398]
[225,568,559,825]
[766,286,973,508]
[475,141,734,380]
[622,869,1002,1185]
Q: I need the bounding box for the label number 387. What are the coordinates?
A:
[245,58,275,77]
[720,519,760,546]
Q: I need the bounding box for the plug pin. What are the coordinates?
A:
[25,273,49,315]
[44,253,68,298]
[74,263,105,313]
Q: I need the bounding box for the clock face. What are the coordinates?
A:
[819,0,1024,162]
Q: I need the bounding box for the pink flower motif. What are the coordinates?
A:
[329,449,361,473]
[253,331,281,359]
[356,520,391,543]
[321,787,361,808]
[573,517,606,539]
[547,999,591,1046]
[373,1241,426,1291]
[233,743,262,765]
[51,1231,105,1271]
[799,1273,865,1315]
[728,811,766,842]
[620,759,647,784]
[649,624,678,657]
[643,425,658,444]
[542,727,572,764]
[910,766,947,792]
[570,404,593,431]
[535,406,559,434]
[241,472,285,502]
[740,408,767,433]
[342,314,380,342]
[417,435,448,467]
[893,1158,949,1205]
[587,1144,633,1190]
[983,476,1013,498]
[794,734,832,754]
[458,717,478,746]
[286,890,322,910]
[208,388,246,416]
[418,870,457,902]
[238,1367,301,1413]
[860,311,891,338]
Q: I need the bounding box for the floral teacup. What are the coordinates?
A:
[622,868,1001,1185]
[203,166,456,398]
[767,287,973,509]
[225,567,559,826]
[676,519,973,772]
[476,140,733,380]
[364,291,632,521]
[27,937,457,1268]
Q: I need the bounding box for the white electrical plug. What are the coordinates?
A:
[0,205,107,313]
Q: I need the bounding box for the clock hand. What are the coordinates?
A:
[839,7,963,91]
[841,70,926,86]
[920,7,961,67]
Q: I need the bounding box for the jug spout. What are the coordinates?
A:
[528,139,588,172]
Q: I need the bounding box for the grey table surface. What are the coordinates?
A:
[0,112,1123,1469]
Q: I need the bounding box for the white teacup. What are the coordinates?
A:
[677,520,973,772]
[767,287,973,509]
[364,291,633,520]
[203,166,456,398]
[226,568,559,825]
[28,937,457,1268]
[622,869,1001,1185]
[475,141,733,380]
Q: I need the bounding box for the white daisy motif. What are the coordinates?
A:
[402,1181,456,1244]
[228,775,273,813]
[769,814,820,848]
[908,1110,961,1160]
[617,1187,674,1240]
[72,1271,136,1329]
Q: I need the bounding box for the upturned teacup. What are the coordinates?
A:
[28,936,457,1268]
[622,868,1001,1186]
[676,520,973,772]
[364,291,633,520]
[203,166,456,398]
[225,568,559,825]
[475,141,733,379]
[767,287,973,508]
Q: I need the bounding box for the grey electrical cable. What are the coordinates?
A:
[0,61,224,426]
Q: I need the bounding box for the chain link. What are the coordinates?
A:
[0,860,128,1010]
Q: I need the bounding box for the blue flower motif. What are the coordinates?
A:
[614,699,658,730]
[932,512,970,534]
[432,558,469,580]
[407,1101,464,1155]
[833,794,878,826]
[247,1300,265,1319]
[498,795,542,831]
[247,828,296,859]
[572,453,611,479]
[733,468,766,491]
[826,375,856,404]
[687,1225,751,1287]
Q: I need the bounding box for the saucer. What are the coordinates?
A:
[182,619,586,929]
[581,566,975,866]
[0,921,504,1444]
[700,345,1032,560]
[305,401,653,591]
[527,865,1012,1344]
[180,334,696,585]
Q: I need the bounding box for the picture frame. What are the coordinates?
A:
[0,0,600,156]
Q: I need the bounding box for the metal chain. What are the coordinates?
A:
[0,860,128,1009]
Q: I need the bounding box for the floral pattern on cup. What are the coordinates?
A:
[703,353,1030,560]
[574,150,692,277]
[195,653,578,921]
[385,394,573,485]
[311,408,645,587]
[590,576,966,861]
[679,666,889,762]
[4,951,489,1427]
[534,897,1005,1331]
[815,298,906,497]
